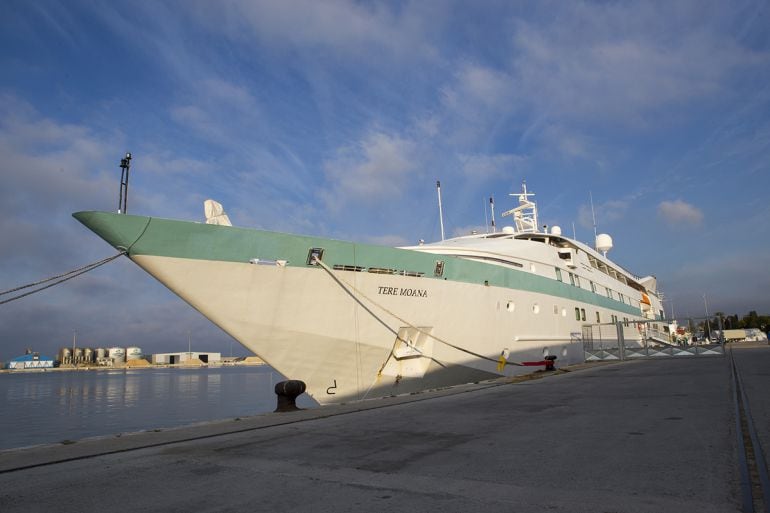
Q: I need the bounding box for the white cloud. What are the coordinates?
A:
[578,199,630,229]
[454,63,512,108]
[322,131,418,209]
[190,0,435,61]
[509,2,768,126]
[460,153,525,180]
[169,78,263,146]
[658,199,704,225]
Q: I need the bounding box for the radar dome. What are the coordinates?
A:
[595,233,613,254]
[550,226,562,236]
[502,226,515,234]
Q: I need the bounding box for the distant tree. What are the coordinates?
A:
[742,311,760,329]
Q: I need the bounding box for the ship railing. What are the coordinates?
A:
[583,316,726,361]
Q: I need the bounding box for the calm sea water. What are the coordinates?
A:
[0,366,317,450]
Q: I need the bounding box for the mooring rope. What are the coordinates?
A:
[0,251,126,306]
[312,256,524,368]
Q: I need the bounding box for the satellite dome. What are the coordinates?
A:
[596,233,613,254]
[502,226,515,234]
[550,226,562,236]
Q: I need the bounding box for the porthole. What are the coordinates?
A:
[532,303,540,314]
[561,308,567,317]
[506,301,515,312]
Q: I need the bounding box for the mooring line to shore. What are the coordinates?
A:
[311,255,525,369]
[0,252,126,306]
[730,347,770,513]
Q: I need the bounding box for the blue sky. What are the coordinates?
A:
[1,0,769,360]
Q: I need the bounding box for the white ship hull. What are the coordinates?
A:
[133,254,586,404]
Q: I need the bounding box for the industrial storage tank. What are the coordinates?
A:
[59,347,72,364]
[126,347,142,361]
[73,347,84,363]
[83,348,94,363]
[108,347,126,363]
[96,348,106,360]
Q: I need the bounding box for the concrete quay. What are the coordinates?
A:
[2,346,767,513]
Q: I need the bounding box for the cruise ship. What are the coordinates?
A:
[74,185,663,405]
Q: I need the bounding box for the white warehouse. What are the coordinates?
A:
[151,352,221,365]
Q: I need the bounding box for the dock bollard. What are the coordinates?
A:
[544,355,557,371]
[274,380,306,412]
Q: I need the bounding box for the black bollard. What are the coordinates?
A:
[274,380,307,412]
[544,355,557,371]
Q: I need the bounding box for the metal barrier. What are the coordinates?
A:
[583,317,725,361]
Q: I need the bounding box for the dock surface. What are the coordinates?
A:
[2,344,767,512]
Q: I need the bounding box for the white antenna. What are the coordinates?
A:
[572,222,576,240]
[490,196,496,233]
[436,181,445,241]
[589,191,598,247]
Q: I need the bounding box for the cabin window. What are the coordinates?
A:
[580,308,586,321]
[574,275,581,288]
[532,303,540,314]
[619,293,625,304]
[307,247,324,265]
[434,260,445,277]
[553,305,559,315]
[574,307,580,321]
[590,281,596,293]
[596,311,601,323]
[569,273,575,286]
[506,301,515,312]
[607,288,613,299]
[555,268,563,282]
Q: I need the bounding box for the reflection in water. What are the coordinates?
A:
[0,367,314,450]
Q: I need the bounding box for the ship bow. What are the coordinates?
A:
[73,211,152,252]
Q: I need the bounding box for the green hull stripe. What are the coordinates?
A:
[73,211,642,316]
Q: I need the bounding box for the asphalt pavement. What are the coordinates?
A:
[2,345,768,512]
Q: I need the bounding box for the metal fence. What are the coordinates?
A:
[583,316,725,361]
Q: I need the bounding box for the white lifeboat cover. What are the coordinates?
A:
[204,199,232,226]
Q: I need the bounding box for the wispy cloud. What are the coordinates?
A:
[658,199,704,225]
[188,0,437,62]
[321,131,418,209]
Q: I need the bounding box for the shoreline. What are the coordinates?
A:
[0,361,267,374]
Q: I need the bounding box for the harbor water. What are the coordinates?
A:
[0,366,316,450]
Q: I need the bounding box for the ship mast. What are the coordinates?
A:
[501,182,539,233]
